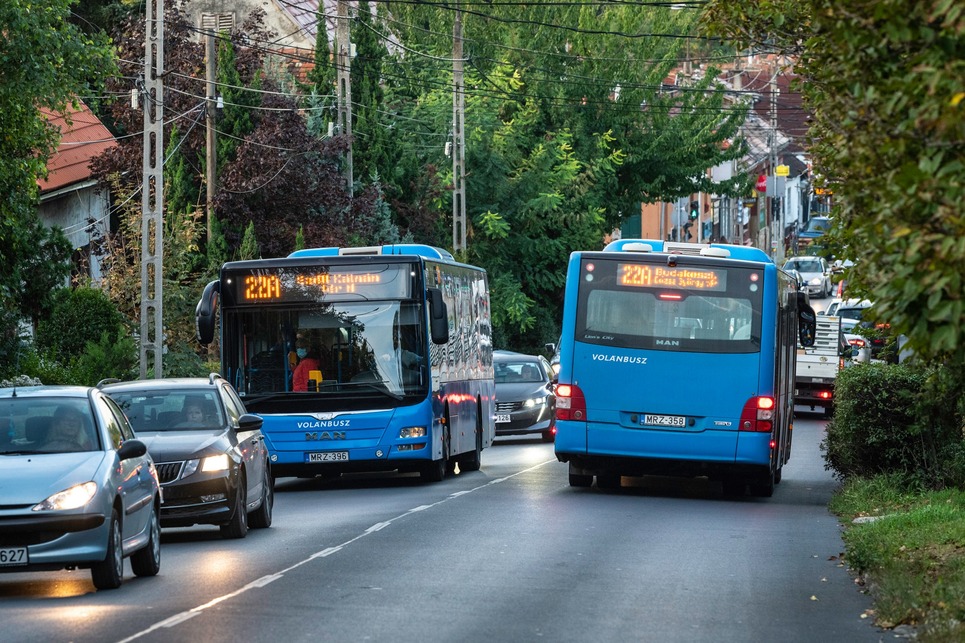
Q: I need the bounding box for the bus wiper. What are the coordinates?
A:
[344,381,403,401]
[242,383,342,404]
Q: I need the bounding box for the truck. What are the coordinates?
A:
[794,315,844,417]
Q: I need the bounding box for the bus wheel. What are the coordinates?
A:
[568,464,592,487]
[459,429,482,472]
[750,471,775,498]
[596,473,621,490]
[721,479,745,497]
[774,466,783,484]
[421,426,450,482]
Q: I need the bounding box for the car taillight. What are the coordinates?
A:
[816,390,833,401]
[739,396,774,433]
[556,384,587,421]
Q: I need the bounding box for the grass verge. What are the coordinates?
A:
[829,474,965,642]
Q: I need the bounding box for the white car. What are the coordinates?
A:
[783,256,833,298]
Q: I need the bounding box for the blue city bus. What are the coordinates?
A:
[554,239,816,496]
[196,244,495,482]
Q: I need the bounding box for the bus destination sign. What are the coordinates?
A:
[228,264,411,304]
[617,263,726,291]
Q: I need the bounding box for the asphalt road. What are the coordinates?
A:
[1,406,886,643]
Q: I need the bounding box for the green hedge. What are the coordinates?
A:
[823,362,965,488]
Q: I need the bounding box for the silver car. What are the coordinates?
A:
[783,256,832,298]
[0,386,160,590]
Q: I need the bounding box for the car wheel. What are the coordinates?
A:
[541,430,555,443]
[249,463,274,529]
[131,502,161,577]
[220,474,249,539]
[91,509,124,590]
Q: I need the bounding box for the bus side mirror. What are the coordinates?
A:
[196,280,220,345]
[427,287,449,345]
[797,292,816,347]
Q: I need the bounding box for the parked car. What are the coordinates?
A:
[797,215,831,249]
[783,256,833,298]
[0,385,160,590]
[101,375,272,539]
[835,299,892,360]
[493,350,556,442]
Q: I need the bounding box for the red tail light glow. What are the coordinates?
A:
[739,396,774,433]
[556,384,587,421]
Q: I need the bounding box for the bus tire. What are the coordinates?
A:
[421,426,450,482]
[774,466,783,484]
[569,472,592,487]
[721,479,745,497]
[750,471,775,498]
[459,427,482,472]
[596,473,621,490]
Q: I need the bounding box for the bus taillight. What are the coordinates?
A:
[739,396,774,433]
[556,384,587,421]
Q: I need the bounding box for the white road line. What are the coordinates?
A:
[116,459,555,643]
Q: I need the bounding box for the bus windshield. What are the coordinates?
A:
[575,259,763,353]
[224,300,428,400]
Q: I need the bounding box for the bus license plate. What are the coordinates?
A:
[307,451,349,463]
[0,546,28,567]
[643,414,686,428]
[495,414,511,423]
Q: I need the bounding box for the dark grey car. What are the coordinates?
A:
[101,375,272,539]
[493,351,556,442]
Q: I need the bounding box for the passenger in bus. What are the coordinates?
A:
[292,338,322,391]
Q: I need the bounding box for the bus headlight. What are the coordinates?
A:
[399,426,427,439]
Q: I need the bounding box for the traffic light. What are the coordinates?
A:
[689,201,699,221]
[683,220,693,241]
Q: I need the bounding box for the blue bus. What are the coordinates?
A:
[196,244,495,482]
[554,239,816,496]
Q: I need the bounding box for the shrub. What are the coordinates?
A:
[823,362,965,487]
[36,287,127,360]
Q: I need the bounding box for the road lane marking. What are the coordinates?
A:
[116,458,556,643]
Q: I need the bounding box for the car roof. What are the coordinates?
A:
[493,350,540,361]
[0,385,95,400]
[837,298,872,310]
[99,375,227,392]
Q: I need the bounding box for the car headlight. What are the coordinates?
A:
[32,481,98,511]
[809,277,822,285]
[201,453,230,472]
[181,453,231,479]
[524,397,547,408]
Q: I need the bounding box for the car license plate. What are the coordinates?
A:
[307,451,349,463]
[643,414,686,427]
[495,414,511,423]
[0,546,28,567]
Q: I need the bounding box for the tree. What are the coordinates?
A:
[381,2,748,349]
[0,0,116,377]
[702,0,965,365]
[351,1,392,184]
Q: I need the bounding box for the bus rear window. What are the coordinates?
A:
[576,259,763,353]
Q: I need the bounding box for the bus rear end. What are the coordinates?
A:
[554,241,787,495]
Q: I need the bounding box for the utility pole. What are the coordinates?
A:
[205,32,217,243]
[452,5,466,253]
[140,0,164,379]
[768,65,779,258]
[336,0,353,197]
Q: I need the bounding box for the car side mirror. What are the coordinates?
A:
[118,439,148,461]
[238,413,264,432]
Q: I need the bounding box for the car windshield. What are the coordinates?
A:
[838,308,866,322]
[786,259,823,273]
[0,397,100,454]
[495,361,545,383]
[108,389,226,432]
[804,218,830,233]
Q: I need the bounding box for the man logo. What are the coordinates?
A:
[306,431,347,440]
